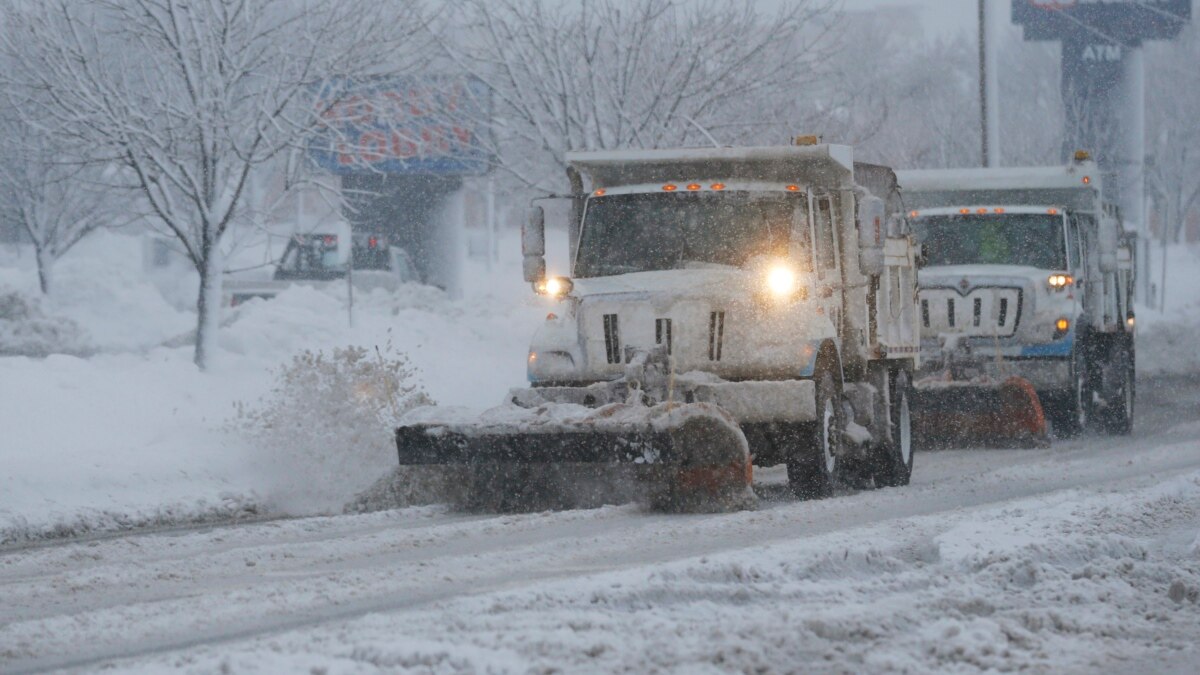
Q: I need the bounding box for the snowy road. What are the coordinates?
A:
[3,375,1200,674]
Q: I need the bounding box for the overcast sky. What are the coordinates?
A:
[840,0,991,39]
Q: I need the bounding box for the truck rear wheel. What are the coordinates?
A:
[874,370,914,488]
[787,369,843,499]
[1099,349,1134,436]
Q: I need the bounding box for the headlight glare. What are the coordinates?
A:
[765,264,799,298]
[534,276,574,298]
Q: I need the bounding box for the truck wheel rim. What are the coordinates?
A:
[899,390,912,464]
[822,398,836,474]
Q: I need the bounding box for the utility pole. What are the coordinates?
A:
[978,0,1000,168]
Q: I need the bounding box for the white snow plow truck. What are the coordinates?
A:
[898,151,1136,446]
[395,140,921,509]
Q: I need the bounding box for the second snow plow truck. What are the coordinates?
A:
[898,152,1136,446]
[396,140,921,510]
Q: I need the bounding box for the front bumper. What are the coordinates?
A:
[521,377,818,425]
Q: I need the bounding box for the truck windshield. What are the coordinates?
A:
[913,213,1066,269]
[575,191,804,278]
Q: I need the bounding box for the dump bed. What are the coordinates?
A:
[897,164,1102,213]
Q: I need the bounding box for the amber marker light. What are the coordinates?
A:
[663,184,678,192]
[1056,318,1070,332]
[977,208,988,214]
[710,183,725,191]
[687,183,702,191]
[995,208,1005,214]
[1082,176,1091,185]
[1048,208,1059,215]
[910,210,919,218]
[593,188,606,196]
[786,184,800,192]
[959,208,971,215]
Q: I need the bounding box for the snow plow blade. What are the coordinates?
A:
[913,376,1048,448]
[395,402,754,511]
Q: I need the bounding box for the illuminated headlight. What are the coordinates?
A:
[765,265,799,298]
[1047,274,1074,290]
[533,276,574,298]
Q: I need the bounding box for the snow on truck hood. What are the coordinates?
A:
[919,264,1057,284]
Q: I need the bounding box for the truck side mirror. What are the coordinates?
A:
[857,196,885,277]
[1098,215,1119,274]
[915,242,929,268]
[522,206,546,282]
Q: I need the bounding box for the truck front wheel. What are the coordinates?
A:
[787,369,843,499]
[1049,350,1091,438]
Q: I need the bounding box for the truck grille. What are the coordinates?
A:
[919,287,1022,337]
[603,313,622,364]
[656,318,673,355]
[708,311,726,361]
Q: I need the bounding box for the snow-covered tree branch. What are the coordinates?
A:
[436,0,840,192]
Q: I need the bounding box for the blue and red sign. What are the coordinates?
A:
[310,76,492,176]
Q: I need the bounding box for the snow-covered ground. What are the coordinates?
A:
[2,381,1199,673]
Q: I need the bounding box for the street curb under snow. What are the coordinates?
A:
[0,494,265,550]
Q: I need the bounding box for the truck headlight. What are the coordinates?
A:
[765,264,799,299]
[1047,274,1074,291]
[534,276,574,298]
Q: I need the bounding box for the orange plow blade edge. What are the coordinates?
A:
[913,376,1048,448]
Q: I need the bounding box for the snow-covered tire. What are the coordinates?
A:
[787,369,843,500]
[874,370,914,488]
[1049,349,1091,438]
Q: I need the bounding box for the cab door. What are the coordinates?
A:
[810,192,845,339]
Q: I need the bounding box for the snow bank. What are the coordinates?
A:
[1138,243,1200,376]
[1,228,557,543]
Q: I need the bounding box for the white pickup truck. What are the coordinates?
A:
[223,222,419,307]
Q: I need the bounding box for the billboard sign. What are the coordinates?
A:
[1013,0,1191,44]
[310,76,493,176]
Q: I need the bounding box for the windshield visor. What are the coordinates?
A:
[914,213,1066,269]
[575,191,806,278]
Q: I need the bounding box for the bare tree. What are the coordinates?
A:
[1146,25,1200,246]
[0,0,428,369]
[0,113,122,294]
[437,0,840,192]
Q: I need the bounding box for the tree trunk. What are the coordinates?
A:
[193,247,223,370]
[34,244,54,295]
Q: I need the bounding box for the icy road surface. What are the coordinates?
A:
[2,375,1200,674]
